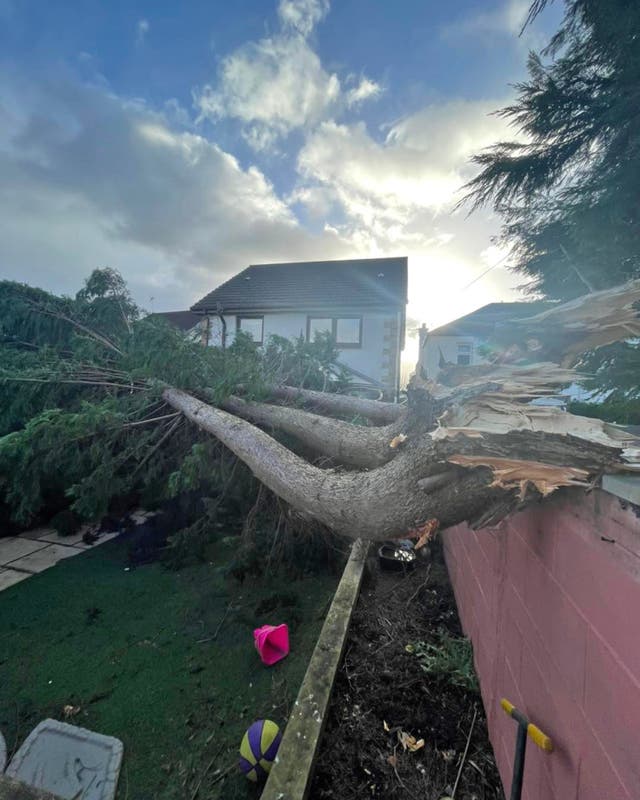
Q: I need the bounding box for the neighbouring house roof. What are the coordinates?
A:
[190,257,408,314]
[427,301,550,338]
[152,310,203,331]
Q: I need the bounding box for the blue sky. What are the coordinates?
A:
[0,0,562,345]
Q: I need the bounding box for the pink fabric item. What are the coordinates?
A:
[253,623,290,666]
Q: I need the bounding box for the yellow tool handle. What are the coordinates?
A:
[500,698,554,753]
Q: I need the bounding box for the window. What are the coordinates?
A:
[457,342,472,366]
[307,316,362,348]
[335,317,361,346]
[308,317,332,341]
[237,315,264,344]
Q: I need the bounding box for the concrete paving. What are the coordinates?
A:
[0,569,32,591]
[0,538,48,563]
[0,525,123,592]
[8,544,79,574]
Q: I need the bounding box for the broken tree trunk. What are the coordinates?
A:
[162,281,640,542]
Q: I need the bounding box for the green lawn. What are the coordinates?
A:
[0,535,339,799]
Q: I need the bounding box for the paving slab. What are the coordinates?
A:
[0,568,32,591]
[6,718,123,800]
[8,545,79,574]
[0,538,48,565]
[28,527,90,548]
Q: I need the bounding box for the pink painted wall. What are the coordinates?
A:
[442,489,640,800]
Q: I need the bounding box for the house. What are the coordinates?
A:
[153,310,204,339]
[417,301,547,381]
[190,257,408,398]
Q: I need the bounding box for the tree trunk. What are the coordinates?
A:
[161,283,640,541]
[163,381,636,541]
[263,384,403,424]
[220,395,402,468]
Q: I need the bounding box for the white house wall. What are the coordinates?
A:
[206,310,401,389]
[419,334,487,380]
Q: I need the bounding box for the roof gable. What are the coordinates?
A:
[190,257,407,313]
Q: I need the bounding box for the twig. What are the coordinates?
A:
[197,603,234,644]
[133,416,182,475]
[208,763,235,789]
[404,564,432,609]
[124,412,180,428]
[189,746,226,800]
[451,706,478,798]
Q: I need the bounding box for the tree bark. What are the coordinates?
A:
[220,395,402,468]
[264,384,403,425]
[163,385,635,541]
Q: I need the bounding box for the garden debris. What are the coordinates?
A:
[389,434,407,449]
[311,546,503,799]
[397,730,425,752]
[62,705,81,719]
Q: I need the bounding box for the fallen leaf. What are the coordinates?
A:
[397,730,425,752]
[383,720,390,732]
[387,754,398,767]
[62,704,81,719]
[389,433,407,449]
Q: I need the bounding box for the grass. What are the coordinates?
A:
[0,535,339,799]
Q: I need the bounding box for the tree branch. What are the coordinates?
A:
[220,395,402,468]
[264,384,404,425]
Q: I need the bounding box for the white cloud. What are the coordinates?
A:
[293,98,527,332]
[441,0,530,39]
[346,77,383,107]
[194,0,380,151]
[296,99,518,225]
[196,35,340,150]
[0,75,349,310]
[136,18,149,45]
[278,0,330,36]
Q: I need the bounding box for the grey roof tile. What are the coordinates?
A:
[190,257,407,313]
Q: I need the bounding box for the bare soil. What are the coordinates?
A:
[310,543,505,800]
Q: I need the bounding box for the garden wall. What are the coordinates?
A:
[442,488,640,800]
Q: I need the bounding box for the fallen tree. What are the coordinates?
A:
[1,271,639,543]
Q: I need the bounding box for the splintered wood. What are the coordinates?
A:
[446,455,592,500]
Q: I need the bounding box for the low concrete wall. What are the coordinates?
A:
[442,489,640,800]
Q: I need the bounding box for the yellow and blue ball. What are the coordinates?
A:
[238,719,282,782]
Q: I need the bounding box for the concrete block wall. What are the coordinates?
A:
[442,489,640,800]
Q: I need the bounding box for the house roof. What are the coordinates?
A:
[152,310,203,331]
[427,301,550,338]
[190,257,408,314]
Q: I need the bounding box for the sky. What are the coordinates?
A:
[0,0,563,355]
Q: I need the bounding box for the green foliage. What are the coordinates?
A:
[464,0,640,394]
[568,398,640,426]
[407,629,479,693]
[50,509,81,537]
[0,269,349,531]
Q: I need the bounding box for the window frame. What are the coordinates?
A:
[306,315,363,349]
[236,314,264,345]
[456,341,472,366]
